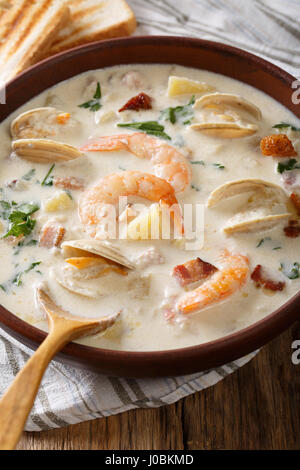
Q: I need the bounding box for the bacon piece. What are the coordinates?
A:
[260,134,297,157]
[39,221,66,248]
[119,92,152,112]
[284,219,300,238]
[251,265,285,291]
[290,192,300,215]
[53,176,85,191]
[172,257,218,287]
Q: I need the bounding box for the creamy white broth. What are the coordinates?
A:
[0,64,299,351]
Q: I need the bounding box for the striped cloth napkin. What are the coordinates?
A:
[0,0,299,431]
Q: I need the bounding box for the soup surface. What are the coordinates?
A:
[0,64,299,351]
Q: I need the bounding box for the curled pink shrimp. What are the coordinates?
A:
[176,250,249,315]
[80,133,191,193]
[79,170,183,238]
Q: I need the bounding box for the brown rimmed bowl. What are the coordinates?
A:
[0,36,299,377]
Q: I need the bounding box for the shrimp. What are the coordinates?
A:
[176,250,249,314]
[80,133,191,193]
[79,170,183,238]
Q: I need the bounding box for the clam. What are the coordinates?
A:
[12,139,84,163]
[11,107,75,140]
[191,92,261,138]
[61,239,136,270]
[207,179,288,208]
[224,213,291,234]
[190,122,258,138]
[207,178,292,234]
[54,265,103,298]
[194,93,262,120]
[54,240,136,298]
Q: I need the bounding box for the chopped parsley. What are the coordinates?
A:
[22,169,36,181]
[273,122,300,132]
[12,262,42,287]
[256,237,271,248]
[191,160,205,165]
[280,261,300,280]
[41,164,55,186]
[13,238,38,255]
[213,163,225,170]
[78,82,102,112]
[159,96,195,125]
[117,121,171,140]
[1,201,39,239]
[277,158,300,174]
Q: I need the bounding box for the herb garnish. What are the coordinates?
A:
[191,160,205,165]
[13,239,38,255]
[273,122,300,132]
[41,164,55,186]
[12,262,42,287]
[213,163,225,170]
[22,169,36,181]
[117,121,171,140]
[191,183,200,192]
[280,261,300,280]
[159,96,195,125]
[78,82,102,112]
[1,201,39,239]
[277,158,300,174]
[256,237,270,248]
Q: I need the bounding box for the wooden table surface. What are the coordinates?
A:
[17,321,300,450]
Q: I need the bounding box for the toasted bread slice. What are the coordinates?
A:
[0,0,70,83]
[49,0,136,56]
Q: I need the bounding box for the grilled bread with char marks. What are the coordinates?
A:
[0,0,70,83]
[49,0,136,56]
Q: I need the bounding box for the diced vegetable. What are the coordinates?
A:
[43,191,73,212]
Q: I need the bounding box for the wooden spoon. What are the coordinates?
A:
[0,288,119,450]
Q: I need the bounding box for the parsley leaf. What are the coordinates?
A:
[12,261,42,287]
[22,169,36,181]
[191,160,205,165]
[277,158,300,174]
[159,95,195,125]
[117,121,171,140]
[0,200,12,219]
[2,202,39,239]
[213,163,225,170]
[280,261,300,280]
[78,82,102,112]
[41,164,55,186]
[273,122,300,131]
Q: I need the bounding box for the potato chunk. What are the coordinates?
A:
[43,191,73,212]
[167,76,214,97]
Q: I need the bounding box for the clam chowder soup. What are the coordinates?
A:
[0,64,300,351]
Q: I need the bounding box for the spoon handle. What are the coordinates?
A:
[0,327,71,450]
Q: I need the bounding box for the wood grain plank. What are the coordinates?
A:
[17,322,300,450]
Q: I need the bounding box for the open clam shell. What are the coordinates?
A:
[207,178,292,234]
[12,138,84,163]
[54,265,102,298]
[11,107,74,140]
[207,179,288,208]
[194,93,262,120]
[61,239,136,270]
[190,122,258,138]
[224,213,291,234]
